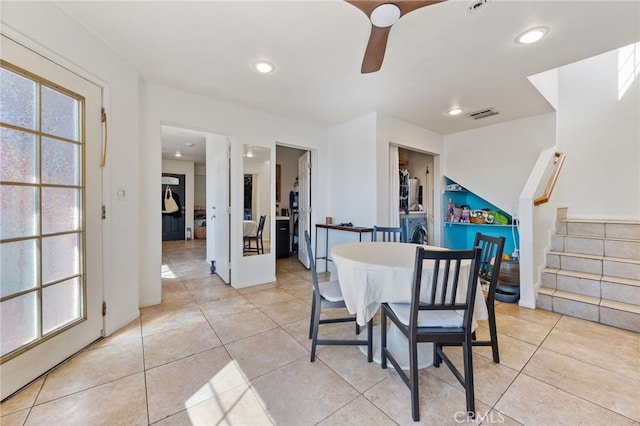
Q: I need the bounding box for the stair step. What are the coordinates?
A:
[546,251,640,280]
[551,234,640,259]
[556,219,640,240]
[537,287,640,332]
[541,268,640,302]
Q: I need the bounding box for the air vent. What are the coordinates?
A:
[468,108,499,120]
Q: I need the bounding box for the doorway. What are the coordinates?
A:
[397,147,434,245]
[161,126,230,283]
[162,173,186,241]
[275,145,312,271]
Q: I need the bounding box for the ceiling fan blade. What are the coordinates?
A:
[362,25,391,74]
[347,1,446,20]
[396,1,446,18]
[345,1,388,17]
[346,0,447,73]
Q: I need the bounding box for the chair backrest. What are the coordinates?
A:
[373,218,408,242]
[256,215,266,236]
[472,232,505,301]
[410,246,482,330]
[303,230,320,295]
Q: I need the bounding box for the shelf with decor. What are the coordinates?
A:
[442,177,519,256]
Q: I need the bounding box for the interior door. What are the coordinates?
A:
[161,173,186,241]
[0,36,103,399]
[206,134,230,283]
[297,151,311,268]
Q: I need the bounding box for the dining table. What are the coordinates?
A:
[331,241,488,368]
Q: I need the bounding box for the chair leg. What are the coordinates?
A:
[310,298,322,362]
[380,309,388,369]
[433,343,441,367]
[487,304,500,363]
[366,319,373,362]
[308,296,317,339]
[462,338,476,418]
[410,337,420,421]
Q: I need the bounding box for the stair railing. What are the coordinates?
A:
[534,152,565,206]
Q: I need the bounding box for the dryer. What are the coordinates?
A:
[401,212,428,244]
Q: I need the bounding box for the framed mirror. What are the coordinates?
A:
[242,144,271,256]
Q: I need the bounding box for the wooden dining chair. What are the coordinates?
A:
[372,218,408,242]
[380,246,482,421]
[304,230,373,362]
[243,215,266,254]
[471,232,505,363]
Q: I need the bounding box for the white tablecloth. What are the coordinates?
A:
[243,220,257,237]
[331,242,488,327]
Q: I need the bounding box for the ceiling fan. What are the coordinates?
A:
[346,1,445,74]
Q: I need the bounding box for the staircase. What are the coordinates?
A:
[537,219,640,332]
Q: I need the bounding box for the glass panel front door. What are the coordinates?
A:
[0,36,103,399]
[0,63,84,359]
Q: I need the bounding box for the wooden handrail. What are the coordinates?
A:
[534,152,565,206]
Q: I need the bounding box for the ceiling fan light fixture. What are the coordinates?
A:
[370,3,401,28]
[447,107,464,116]
[515,26,549,44]
[253,60,275,74]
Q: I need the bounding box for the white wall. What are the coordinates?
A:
[327,113,378,226]
[162,159,195,236]
[140,83,327,293]
[556,48,640,220]
[1,2,140,334]
[443,113,557,218]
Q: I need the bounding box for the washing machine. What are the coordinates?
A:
[401,212,428,244]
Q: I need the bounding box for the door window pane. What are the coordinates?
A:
[0,292,38,357]
[42,187,80,234]
[0,127,37,183]
[0,239,38,298]
[0,67,37,130]
[1,61,85,361]
[0,185,38,240]
[42,233,80,284]
[43,277,80,334]
[41,137,80,186]
[42,85,79,141]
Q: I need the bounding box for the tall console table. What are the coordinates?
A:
[315,223,373,271]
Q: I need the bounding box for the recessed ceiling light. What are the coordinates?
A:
[515,26,549,44]
[447,107,464,116]
[253,61,275,74]
[185,142,195,147]
[174,152,182,157]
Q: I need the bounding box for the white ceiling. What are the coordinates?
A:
[54,0,640,163]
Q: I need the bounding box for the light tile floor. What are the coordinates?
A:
[2,240,639,425]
